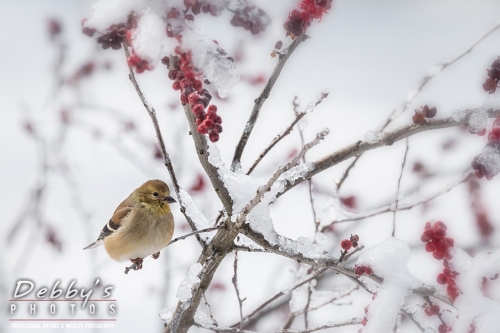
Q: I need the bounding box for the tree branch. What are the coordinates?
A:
[232,35,308,170]
[277,109,500,200]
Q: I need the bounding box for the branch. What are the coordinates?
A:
[232,35,308,170]
[277,109,500,200]
[238,129,329,225]
[337,21,500,190]
[123,45,205,247]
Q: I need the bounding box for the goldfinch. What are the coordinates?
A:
[84,179,176,273]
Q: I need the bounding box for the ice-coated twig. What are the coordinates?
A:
[123,45,205,247]
[392,138,409,237]
[197,317,361,333]
[168,227,224,246]
[232,251,245,330]
[232,34,308,171]
[277,109,500,200]
[324,170,472,226]
[342,245,364,262]
[246,92,328,175]
[237,129,329,224]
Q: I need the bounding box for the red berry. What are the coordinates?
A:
[340,239,352,251]
[188,92,199,104]
[172,81,181,90]
[208,105,217,112]
[437,274,447,284]
[209,132,219,142]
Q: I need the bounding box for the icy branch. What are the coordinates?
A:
[277,109,500,200]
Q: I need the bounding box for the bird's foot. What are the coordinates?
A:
[124,257,144,274]
[151,252,160,259]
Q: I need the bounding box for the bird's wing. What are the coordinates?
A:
[83,200,132,250]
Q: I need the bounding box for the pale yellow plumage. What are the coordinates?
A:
[83,180,176,271]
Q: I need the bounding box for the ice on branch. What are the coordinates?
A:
[472,141,500,180]
[207,142,314,244]
[176,263,203,302]
[364,130,384,144]
[158,307,174,324]
[85,0,144,31]
[452,109,467,122]
[469,108,488,133]
[178,189,216,242]
[182,23,239,98]
[356,238,420,333]
[132,13,168,66]
[448,249,500,333]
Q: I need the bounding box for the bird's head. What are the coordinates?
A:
[136,179,176,213]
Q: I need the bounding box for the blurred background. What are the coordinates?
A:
[1,0,500,332]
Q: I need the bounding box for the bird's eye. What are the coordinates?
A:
[153,192,159,197]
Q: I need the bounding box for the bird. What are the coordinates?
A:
[83,179,176,273]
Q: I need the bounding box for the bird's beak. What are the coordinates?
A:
[164,196,177,204]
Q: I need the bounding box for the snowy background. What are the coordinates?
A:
[2,1,500,332]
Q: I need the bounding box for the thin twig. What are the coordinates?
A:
[392,138,409,237]
[168,226,224,246]
[335,155,359,190]
[196,317,361,333]
[232,251,245,330]
[325,170,472,226]
[232,35,308,170]
[238,129,329,225]
[304,284,312,329]
[203,294,219,327]
[233,268,327,328]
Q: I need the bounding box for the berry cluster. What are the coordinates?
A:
[482,56,500,94]
[423,303,440,316]
[421,221,461,301]
[127,53,151,73]
[230,5,270,35]
[83,13,137,50]
[421,221,454,260]
[412,105,437,124]
[283,0,333,38]
[169,49,223,142]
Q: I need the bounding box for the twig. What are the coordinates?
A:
[335,155,359,190]
[342,245,364,262]
[203,294,219,327]
[233,268,327,328]
[123,45,205,247]
[238,129,329,225]
[232,251,245,330]
[168,227,224,246]
[325,170,472,226]
[400,306,425,333]
[292,284,359,316]
[392,138,409,237]
[196,317,361,333]
[232,35,308,170]
[304,284,312,329]
[276,109,499,200]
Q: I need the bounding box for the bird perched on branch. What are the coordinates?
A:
[83,179,176,274]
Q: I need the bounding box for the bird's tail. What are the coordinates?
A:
[83,239,103,250]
